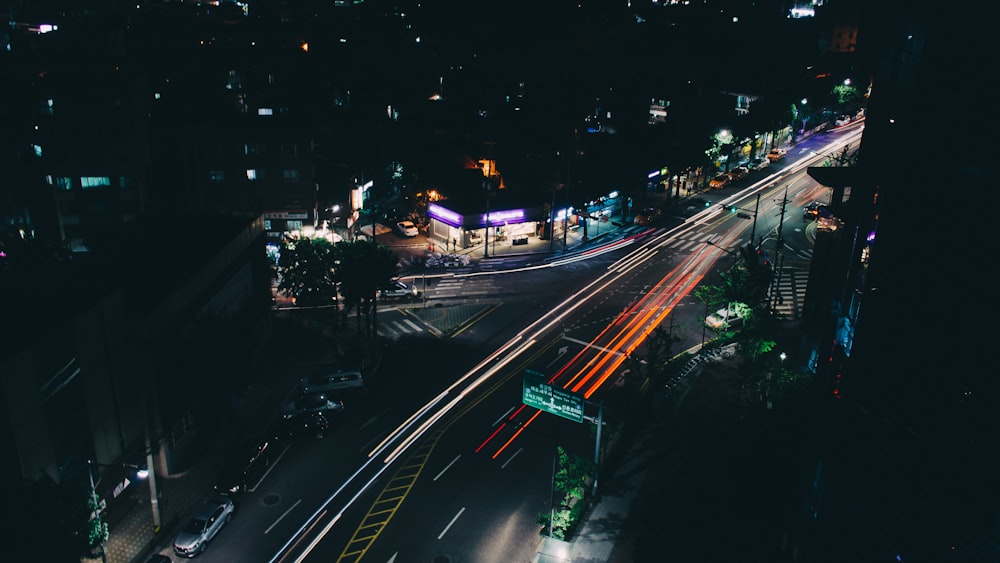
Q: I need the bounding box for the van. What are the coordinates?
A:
[300,366,364,394]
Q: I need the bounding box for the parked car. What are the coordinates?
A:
[377,279,419,300]
[292,288,335,307]
[396,220,418,237]
[633,207,663,225]
[766,148,787,162]
[280,391,344,419]
[173,496,235,557]
[300,367,364,394]
[749,157,769,171]
[213,436,284,496]
[727,166,749,181]
[275,411,331,440]
[709,174,730,189]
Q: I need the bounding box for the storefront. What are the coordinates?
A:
[426,200,548,251]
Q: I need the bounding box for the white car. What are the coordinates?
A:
[396,220,418,237]
[705,306,746,330]
[377,279,419,300]
[173,496,235,557]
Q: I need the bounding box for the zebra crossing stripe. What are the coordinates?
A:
[402,319,422,331]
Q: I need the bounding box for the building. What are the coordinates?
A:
[795,2,997,560]
[0,214,272,522]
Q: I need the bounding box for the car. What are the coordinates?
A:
[377,279,419,300]
[292,288,335,307]
[300,367,364,394]
[705,305,747,331]
[749,157,769,171]
[802,201,827,220]
[280,391,344,419]
[213,436,284,496]
[727,166,748,181]
[766,148,787,162]
[275,411,331,440]
[173,496,235,557]
[396,220,418,237]
[633,207,663,225]
[709,174,730,189]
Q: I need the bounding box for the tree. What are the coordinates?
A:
[276,236,339,306]
[334,241,399,337]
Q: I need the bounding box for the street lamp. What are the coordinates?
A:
[87,459,148,563]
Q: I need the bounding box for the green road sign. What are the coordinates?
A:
[522,374,584,423]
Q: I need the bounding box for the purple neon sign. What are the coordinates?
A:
[427,203,464,227]
[482,208,525,225]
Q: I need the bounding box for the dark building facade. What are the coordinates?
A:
[796,2,997,561]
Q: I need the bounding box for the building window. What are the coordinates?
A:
[264,219,272,230]
[282,169,299,182]
[81,176,111,189]
[244,143,263,156]
[246,169,257,181]
[280,144,297,157]
[209,170,225,181]
[120,176,134,189]
[32,144,42,157]
[287,220,303,231]
[54,176,72,190]
[257,108,273,116]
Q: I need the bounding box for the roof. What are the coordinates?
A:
[807,166,861,188]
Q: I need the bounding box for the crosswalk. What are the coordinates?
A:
[424,275,499,299]
[377,316,427,340]
[770,267,810,320]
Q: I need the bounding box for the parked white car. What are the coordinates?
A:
[173,496,235,557]
[705,305,748,330]
[396,220,418,237]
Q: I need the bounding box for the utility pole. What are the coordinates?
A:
[750,192,761,249]
[769,187,789,314]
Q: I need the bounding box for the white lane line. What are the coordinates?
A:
[265,499,302,535]
[493,406,516,427]
[391,321,410,333]
[433,455,461,481]
[403,318,422,331]
[248,445,290,493]
[500,448,523,469]
[360,407,393,431]
[438,507,466,540]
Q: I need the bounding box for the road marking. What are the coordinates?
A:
[360,407,393,430]
[493,406,516,427]
[248,444,290,493]
[438,507,466,539]
[265,499,301,534]
[433,455,461,481]
[501,448,523,469]
[561,335,627,357]
[403,318,422,331]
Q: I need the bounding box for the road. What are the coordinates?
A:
[188,125,862,563]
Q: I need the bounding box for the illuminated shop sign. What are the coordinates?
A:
[482,208,525,225]
[427,203,464,227]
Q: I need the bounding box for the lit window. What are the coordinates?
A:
[246,169,257,180]
[56,177,72,190]
[209,170,225,181]
[282,169,299,182]
[32,144,42,157]
[264,219,272,230]
[81,176,111,189]
[257,108,273,116]
[244,143,264,156]
[287,220,303,231]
